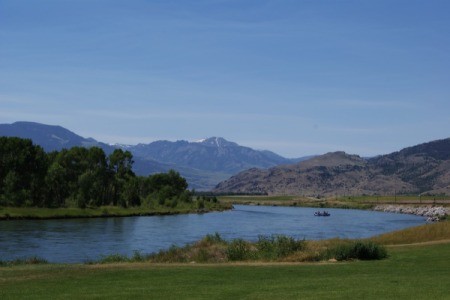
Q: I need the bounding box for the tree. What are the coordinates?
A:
[45,162,69,207]
[108,149,135,206]
[0,137,193,209]
[0,137,47,206]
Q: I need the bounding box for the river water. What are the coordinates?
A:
[0,205,426,263]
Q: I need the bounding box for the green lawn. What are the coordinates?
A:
[1,242,449,299]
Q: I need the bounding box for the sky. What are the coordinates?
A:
[1,0,449,158]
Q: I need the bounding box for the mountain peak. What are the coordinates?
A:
[198,137,238,148]
[296,151,366,169]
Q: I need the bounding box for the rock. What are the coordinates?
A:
[373,205,448,222]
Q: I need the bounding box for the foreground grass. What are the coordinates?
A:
[1,242,449,299]
[0,201,232,220]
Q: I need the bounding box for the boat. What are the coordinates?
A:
[314,211,330,217]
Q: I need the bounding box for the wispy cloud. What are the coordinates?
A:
[76,109,307,122]
[330,99,420,109]
[319,125,387,134]
[0,94,46,105]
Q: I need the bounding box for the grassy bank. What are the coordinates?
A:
[1,241,449,299]
[0,201,232,220]
[370,220,450,245]
[218,195,450,209]
[1,221,449,298]
[88,220,450,265]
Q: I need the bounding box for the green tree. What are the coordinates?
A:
[45,162,69,207]
[0,137,48,206]
[108,149,135,206]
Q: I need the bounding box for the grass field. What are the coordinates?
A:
[0,241,449,299]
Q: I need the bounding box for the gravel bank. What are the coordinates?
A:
[373,205,448,222]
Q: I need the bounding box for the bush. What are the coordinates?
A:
[326,241,388,261]
[0,256,48,267]
[149,245,189,263]
[257,235,305,260]
[130,250,147,262]
[169,198,178,208]
[97,253,129,264]
[226,239,254,261]
[197,200,205,209]
[203,232,224,244]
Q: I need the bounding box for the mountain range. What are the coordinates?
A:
[214,138,450,196]
[0,121,306,190]
[3,121,449,196]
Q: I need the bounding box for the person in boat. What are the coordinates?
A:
[314,211,330,216]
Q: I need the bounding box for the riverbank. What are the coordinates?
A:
[218,195,450,221]
[1,214,449,298]
[373,205,448,222]
[1,241,449,299]
[0,202,233,221]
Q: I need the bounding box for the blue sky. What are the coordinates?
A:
[1,0,449,157]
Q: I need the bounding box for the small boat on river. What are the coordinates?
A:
[314,211,330,217]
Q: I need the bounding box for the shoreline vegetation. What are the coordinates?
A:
[0,202,232,221]
[1,194,448,221]
[1,210,449,267]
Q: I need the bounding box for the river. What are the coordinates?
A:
[0,205,426,263]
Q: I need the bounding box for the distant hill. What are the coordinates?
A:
[0,121,107,152]
[0,121,302,190]
[124,137,291,174]
[214,138,450,196]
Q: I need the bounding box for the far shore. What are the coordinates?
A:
[218,195,450,221]
[0,203,232,221]
[2,194,449,221]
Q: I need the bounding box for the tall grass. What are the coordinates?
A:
[371,221,450,245]
[0,256,48,267]
[256,235,305,260]
[91,233,385,264]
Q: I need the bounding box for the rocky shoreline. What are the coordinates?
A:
[373,205,448,222]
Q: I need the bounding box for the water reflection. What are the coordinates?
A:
[0,205,426,263]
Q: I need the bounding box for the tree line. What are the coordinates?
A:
[0,137,191,208]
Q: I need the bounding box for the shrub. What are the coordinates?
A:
[226,239,254,261]
[257,235,305,260]
[130,250,147,262]
[0,256,48,267]
[169,198,178,208]
[149,245,189,263]
[203,232,224,244]
[197,200,205,209]
[326,241,388,261]
[97,253,129,264]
